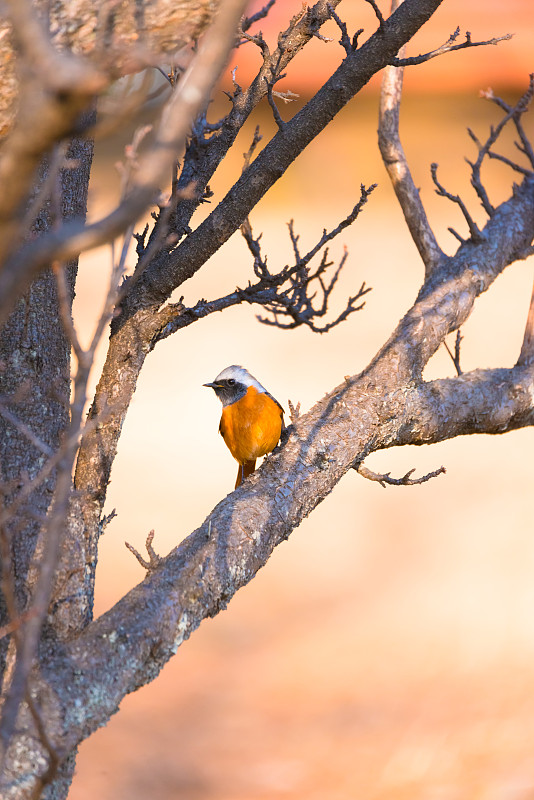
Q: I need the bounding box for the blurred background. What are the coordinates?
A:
[70,1,534,798]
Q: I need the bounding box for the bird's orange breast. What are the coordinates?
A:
[219,386,283,465]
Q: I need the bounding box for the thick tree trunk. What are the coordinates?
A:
[0,121,95,798]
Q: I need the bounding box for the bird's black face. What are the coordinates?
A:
[203,378,247,407]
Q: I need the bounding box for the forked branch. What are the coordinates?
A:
[468,75,534,216]
[393,28,513,67]
[356,463,446,487]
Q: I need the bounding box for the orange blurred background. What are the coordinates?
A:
[70,2,534,798]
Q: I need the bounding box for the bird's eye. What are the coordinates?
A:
[227,378,235,386]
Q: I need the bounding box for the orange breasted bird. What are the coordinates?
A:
[204,365,284,489]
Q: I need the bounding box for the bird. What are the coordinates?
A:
[204,365,284,489]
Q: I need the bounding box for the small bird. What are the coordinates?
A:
[204,365,284,488]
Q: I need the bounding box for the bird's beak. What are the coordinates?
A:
[203,382,218,389]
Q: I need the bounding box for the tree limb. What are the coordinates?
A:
[378,0,443,277]
[392,28,513,66]
[117,0,446,314]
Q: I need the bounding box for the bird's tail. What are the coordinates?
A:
[235,460,256,488]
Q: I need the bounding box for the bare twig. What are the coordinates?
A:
[443,329,463,375]
[393,29,513,66]
[238,28,269,54]
[125,530,162,572]
[242,126,263,172]
[265,78,286,131]
[53,262,87,368]
[288,399,301,424]
[356,463,446,487]
[327,4,352,54]
[365,0,385,27]
[254,186,375,332]
[431,163,483,242]
[99,508,117,536]
[241,0,277,34]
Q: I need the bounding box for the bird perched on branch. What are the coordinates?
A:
[204,365,284,488]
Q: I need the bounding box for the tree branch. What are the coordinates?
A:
[378,0,443,278]
[356,463,446,487]
[392,28,513,66]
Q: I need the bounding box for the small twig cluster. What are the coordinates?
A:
[432,75,534,244]
[240,184,375,333]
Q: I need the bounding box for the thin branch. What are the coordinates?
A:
[265,78,286,131]
[356,462,446,487]
[469,76,534,216]
[241,0,277,34]
[327,4,352,54]
[272,89,299,104]
[99,508,117,536]
[431,162,484,242]
[378,2,443,277]
[487,150,533,177]
[242,125,263,172]
[237,21,270,53]
[53,263,87,368]
[155,186,376,342]
[364,0,385,27]
[0,397,116,527]
[392,29,513,66]
[443,329,463,376]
